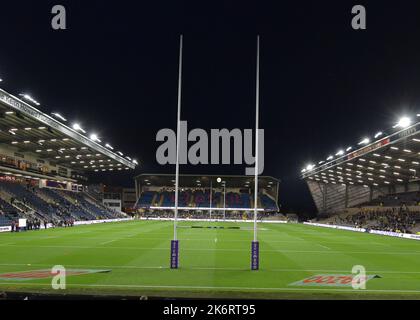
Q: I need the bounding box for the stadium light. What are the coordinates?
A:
[374,131,383,139]
[358,137,370,145]
[306,164,315,171]
[105,143,114,150]
[346,146,352,152]
[89,133,102,143]
[335,150,344,156]
[51,112,67,122]
[0,78,2,82]
[117,151,124,156]
[326,155,334,161]
[19,93,40,106]
[394,116,412,129]
[132,159,138,165]
[72,123,86,133]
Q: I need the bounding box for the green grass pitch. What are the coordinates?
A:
[1,220,420,299]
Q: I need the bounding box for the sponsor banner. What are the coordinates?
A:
[347,138,390,160]
[369,229,420,241]
[307,222,420,241]
[393,125,418,141]
[139,217,288,224]
[303,222,366,232]
[0,269,111,281]
[369,230,405,238]
[405,234,420,240]
[45,180,67,190]
[170,240,179,269]
[0,226,11,233]
[289,274,379,287]
[74,218,132,226]
[251,241,259,270]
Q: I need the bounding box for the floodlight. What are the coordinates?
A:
[394,117,412,128]
[374,131,383,139]
[72,123,86,133]
[335,150,344,156]
[358,138,370,145]
[51,112,67,121]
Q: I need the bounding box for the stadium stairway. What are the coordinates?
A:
[151,192,158,206]
[82,192,122,218]
[54,190,97,220]
[39,188,86,221]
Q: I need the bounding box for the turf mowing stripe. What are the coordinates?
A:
[317,244,331,250]
[1,243,420,255]
[1,263,420,274]
[100,240,117,245]
[1,282,420,294]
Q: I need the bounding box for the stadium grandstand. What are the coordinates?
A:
[302,116,420,233]
[0,87,138,229]
[134,174,282,220]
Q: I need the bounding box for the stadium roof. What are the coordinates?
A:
[0,87,137,172]
[301,116,420,187]
[135,173,280,189]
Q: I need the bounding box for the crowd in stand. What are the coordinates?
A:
[136,210,283,221]
[333,206,420,233]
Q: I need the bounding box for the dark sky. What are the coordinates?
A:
[1,1,420,217]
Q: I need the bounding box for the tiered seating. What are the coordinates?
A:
[0,181,121,224]
[0,215,10,226]
[62,190,116,219]
[0,182,58,220]
[161,191,175,207]
[137,191,156,207]
[260,194,278,211]
[226,192,250,208]
[0,198,18,215]
[363,191,420,207]
[136,189,278,211]
[0,198,19,225]
[42,188,93,220]
[193,190,207,207]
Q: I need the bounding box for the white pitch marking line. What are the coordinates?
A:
[1,244,420,256]
[99,232,146,246]
[317,244,331,250]
[1,282,420,294]
[100,239,116,245]
[0,263,420,274]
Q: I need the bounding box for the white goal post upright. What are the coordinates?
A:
[251,35,260,271]
[170,34,183,269]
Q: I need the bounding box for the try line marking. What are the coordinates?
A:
[0,282,420,294]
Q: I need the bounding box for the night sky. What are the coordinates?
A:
[1,1,420,217]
